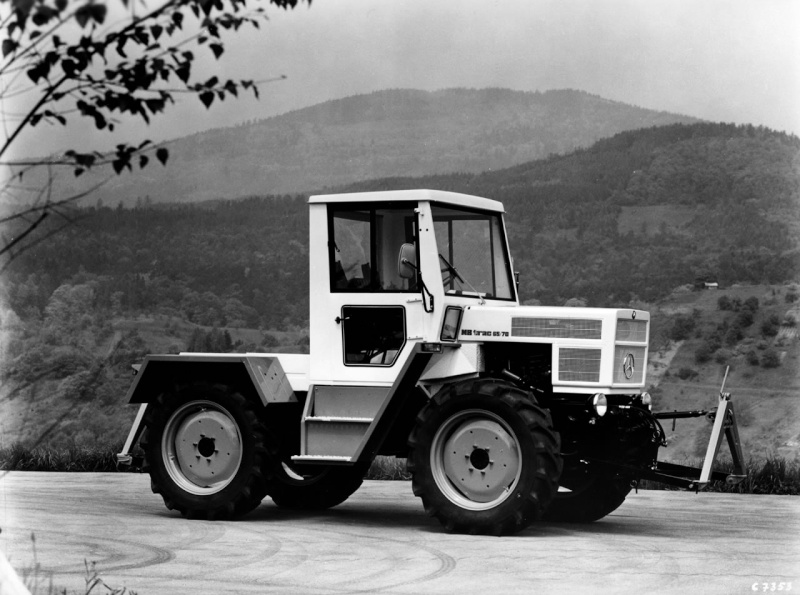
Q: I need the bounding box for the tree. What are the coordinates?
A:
[0,0,307,269]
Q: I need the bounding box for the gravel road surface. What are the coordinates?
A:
[1,472,798,594]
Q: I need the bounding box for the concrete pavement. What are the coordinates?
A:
[0,472,798,594]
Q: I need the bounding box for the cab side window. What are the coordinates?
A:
[329,204,418,292]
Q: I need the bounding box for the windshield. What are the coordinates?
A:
[431,205,514,300]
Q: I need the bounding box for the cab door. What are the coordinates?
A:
[310,201,427,385]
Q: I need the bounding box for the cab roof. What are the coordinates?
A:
[308,189,505,213]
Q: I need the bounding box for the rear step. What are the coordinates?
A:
[298,385,390,459]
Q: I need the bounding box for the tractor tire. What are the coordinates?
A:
[407,378,562,536]
[142,383,272,520]
[268,459,369,510]
[543,464,631,523]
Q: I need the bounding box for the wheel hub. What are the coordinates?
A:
[441,418,520,503]
[170,408,241,488]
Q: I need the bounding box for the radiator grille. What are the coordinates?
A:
[558,348,601,382]
[513,317,602,340]
[615,319,648,343]
[613,346,647,384]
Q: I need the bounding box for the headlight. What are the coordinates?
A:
[591,393,608,417]
[440,306,463,341]
[640,392,652,409]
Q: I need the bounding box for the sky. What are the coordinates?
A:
[8,0,800,158]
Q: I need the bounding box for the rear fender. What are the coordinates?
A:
[126,354,295,405]
[117,354,296,468]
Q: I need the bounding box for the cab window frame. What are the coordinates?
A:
[327,202,420,293]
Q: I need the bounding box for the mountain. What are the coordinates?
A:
[2,122,798,455]
[48,88,700,207]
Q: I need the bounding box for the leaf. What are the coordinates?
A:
[32,5,56,26]
[2,39,17,57]
[205,75,218,88]
[26,62,47,83]
[199,91,214,108]
[175,62,190,83]
[209,43,223,59]
[139,155,149,169]
[89,4,107,24]
[75,5,90,27]
[61,59,76,77]
[55,0,67,11]
[145,97,165,114]
[151,24,163,41]
[74,168,85,177]
[156,147,168,165]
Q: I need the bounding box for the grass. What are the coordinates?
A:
[3,443,797,494]
[16,533,137,595]
[0,443,121,472]
[641,456,800,495]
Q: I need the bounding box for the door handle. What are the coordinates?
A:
[335,316,350,324]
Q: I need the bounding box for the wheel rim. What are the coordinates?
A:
[162,400,243,496]
[430,409,522,511]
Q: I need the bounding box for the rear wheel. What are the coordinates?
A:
[544,463,631,523]
[408,379,561,535]
[142,383,272,520]
[268,459,369,510]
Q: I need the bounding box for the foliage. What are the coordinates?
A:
[761,348,781,368]
[694,343,712,364]
[367,456,411,480]
[761,314,781,337]
[3,122,799,316]
[670,313,697,341]
[0,0,307,268]
[186,326,233,352]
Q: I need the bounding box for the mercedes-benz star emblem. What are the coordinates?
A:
[623,353,635,379]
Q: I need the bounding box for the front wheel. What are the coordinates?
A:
[142,383,272,520]
[407,379,562,535]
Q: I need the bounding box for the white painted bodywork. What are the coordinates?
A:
[304,189,648,396]
[307,189,512,388]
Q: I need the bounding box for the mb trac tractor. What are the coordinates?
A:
[117,189,746,535]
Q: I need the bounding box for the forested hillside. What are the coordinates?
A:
[40,88,699,207]
[1,121,798,449]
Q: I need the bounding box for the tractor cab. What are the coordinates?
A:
[307,189,516,386]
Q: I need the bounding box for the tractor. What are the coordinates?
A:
[117,189,745,535]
